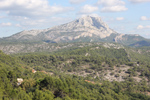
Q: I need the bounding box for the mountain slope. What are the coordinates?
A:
[1,16,117,42]
[0,16,150,46]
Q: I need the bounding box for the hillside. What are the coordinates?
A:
[1,45,150,99]
[0,42,123,54]
[16,43,150,82]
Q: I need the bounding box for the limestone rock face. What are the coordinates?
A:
[3,16,117,42]
[44,16,116,41]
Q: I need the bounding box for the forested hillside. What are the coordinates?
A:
[1,43,150,99]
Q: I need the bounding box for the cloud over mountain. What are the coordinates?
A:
[97,0,128,12]
[79,5,99,14]
[70,0,86,4]
[137,25,150,29]
[116,17,124,21]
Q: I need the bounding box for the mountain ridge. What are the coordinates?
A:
[0,16,150,46]
[1,16,117,41]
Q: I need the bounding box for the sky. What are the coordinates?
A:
[0,0,150,38]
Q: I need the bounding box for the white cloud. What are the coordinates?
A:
[101,6,127,12]
[141,16,150,21]
[97,0,128,12]
[137,25,144,29]
[88,14,100,17]
[0,22,12,26]
[0,0,72,18]
[146,26,150,28]
[12,16,73,30]
[70,0,86,4]
[137,25,150,29]
[97,0,125,6]
[15,24,21,27]
[79,14,100,18]
[116,17,124,21]
[0,16,5,19]
[79,5,99,14]
[129,0,150,3]
[0,0,73,31]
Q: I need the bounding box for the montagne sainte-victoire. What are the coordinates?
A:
[0,16,150,46]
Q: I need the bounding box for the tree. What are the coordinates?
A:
[21,78,36,91]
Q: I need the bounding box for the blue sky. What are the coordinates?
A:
[0,0,150,38]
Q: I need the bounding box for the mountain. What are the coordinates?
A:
[0,16,150,46]
[1,16,116,42]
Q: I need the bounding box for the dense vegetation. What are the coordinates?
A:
[1,43,150,100]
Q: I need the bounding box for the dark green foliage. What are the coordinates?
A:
[1,44,150,100]
[130,40,150,47]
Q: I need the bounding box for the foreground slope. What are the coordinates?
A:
[1,46,150,99]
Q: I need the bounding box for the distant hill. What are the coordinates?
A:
[130,40,150,47]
